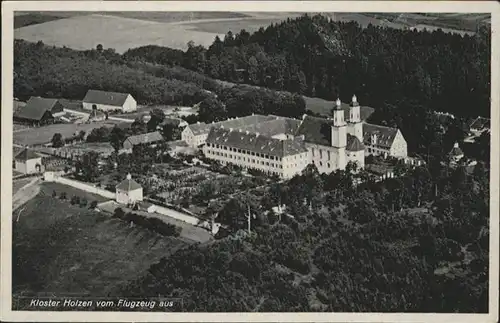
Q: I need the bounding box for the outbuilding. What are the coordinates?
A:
[115,173,143,205]
[14,148,43,174]
[83,90,137,112]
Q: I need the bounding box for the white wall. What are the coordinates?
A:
[46,175,116,199]
[123,95,137,112]
[82,95,137,112]
[116,188,143,204]
[389,130,408,158]
[15,157,42,174]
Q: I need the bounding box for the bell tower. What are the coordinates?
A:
[348,94,363,141]
[331,98,347,170]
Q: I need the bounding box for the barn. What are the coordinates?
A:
[82,90,137,112]
[13,97,64,126]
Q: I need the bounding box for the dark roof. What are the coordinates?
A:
[160,118,181,127]
[14,97,58,121]
[187,115,277,136]
[363,123,399,149]
[346,134,365,151]
[124,131,163,147]
[295,115,335,146]
[116,178,142,191]
[15,148,41,161]
[469,117,490,131]
[206,127,308,158]
[83,90,131,106]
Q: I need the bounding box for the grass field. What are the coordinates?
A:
[12,178,34,195]
[13,120,123,146]
[12,194,190,298]
[40,182,111,203]
[14,12,299,52]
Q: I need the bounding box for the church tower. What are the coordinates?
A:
[331,98,347,170]
[348,94,363,141]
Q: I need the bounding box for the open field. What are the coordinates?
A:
[14,12,301,52]
[13,120,124,146]
[12,194,190,298]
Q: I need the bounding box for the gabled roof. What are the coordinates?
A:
[83,90,131,107]
[366,163,394,176]
[294,115,335,146]
[116,178,142,191]
[346,134,365,151]
[124,131,163,147]
[469,116,490,131]
[15,148,41,161]
[363,123,399,149]
[206,127,308,158]
[14,97,58,121]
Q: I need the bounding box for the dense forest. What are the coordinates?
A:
[124,14,491,119]
[14,40,306,119]
[117,160,489,312]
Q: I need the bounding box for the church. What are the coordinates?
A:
[183,95,408,179]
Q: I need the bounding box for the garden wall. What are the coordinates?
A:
[44,173,115,199]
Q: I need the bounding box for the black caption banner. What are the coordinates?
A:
[14,297,183,312]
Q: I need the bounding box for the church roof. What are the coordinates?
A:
[206,127,308,158]
[83,90,131,107]
[346,134,365,151]
[116,177,142,191]
[15,148,41,161]
[295,115,335,146]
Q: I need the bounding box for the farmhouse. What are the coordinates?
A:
[115,173,143,205]
[82,90,137,112]
[14,148,43,174]
[13,97,64,126]
[122,131,164,152]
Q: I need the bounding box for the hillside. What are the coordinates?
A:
[12,192,190,302]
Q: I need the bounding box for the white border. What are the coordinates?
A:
[1,2,499,322]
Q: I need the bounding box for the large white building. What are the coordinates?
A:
[82,90,137,112]
[190,95,408,179]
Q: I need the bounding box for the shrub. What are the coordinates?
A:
[59,192,67,200]
[52,190,57,198]
[70,195,80,205]
[79,198,88,207]
[89,200,98,209]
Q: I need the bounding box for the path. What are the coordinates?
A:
[12,177,41,212]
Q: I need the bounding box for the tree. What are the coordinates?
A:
[96,44,103,53]
[147,108,165,132]
[75,151,100,182]
[109,126,126,153]
[51,133,64,148]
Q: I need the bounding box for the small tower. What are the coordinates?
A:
[331,98,347,170]
[348,94,363,141]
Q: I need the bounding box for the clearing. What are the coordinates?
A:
[14,12,302,52]
[13,120,124,146]
[12,193,191,301]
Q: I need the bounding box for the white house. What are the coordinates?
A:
[82,90,137,112]
[362,123,408,159]
[14,148,43,174]
[115,173,143,205]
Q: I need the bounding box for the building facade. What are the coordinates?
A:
[193,95,406,178]
[83,90,137,112]
[115,174,143,205]
[14,149,43,174]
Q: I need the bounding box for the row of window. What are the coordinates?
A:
[311,148,331,159]
[205,143,282,161]
[206,150,284,169]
